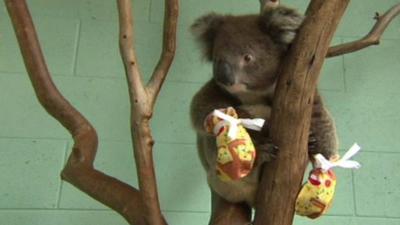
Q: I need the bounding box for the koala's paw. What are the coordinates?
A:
[308,134,318,153]
[263,6,304,44]
[255,141,279,164]
[308,132,339,161]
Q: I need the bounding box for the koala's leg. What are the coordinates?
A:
[209,191,252,225]
[309,92,339,160]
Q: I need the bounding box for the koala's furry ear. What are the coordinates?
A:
[260,6,304,46]
[191,13,224,61]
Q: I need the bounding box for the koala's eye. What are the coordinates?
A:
[243,54,254,63]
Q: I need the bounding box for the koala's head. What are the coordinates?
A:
[191,10,301,96]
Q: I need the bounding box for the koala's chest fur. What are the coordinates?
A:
[199,86,275,206]
[235,85,275,119]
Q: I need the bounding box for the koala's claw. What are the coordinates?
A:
[308,136,318,152]
[256,142,279,164]
[309,136,317,144]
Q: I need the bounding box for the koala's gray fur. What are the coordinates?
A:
[190,5,339,207]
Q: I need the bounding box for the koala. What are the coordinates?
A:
[190,5,339,207]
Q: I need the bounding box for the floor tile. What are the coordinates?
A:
[0,139,66,208]
[353,152,400,217]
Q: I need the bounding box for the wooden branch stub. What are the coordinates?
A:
[253,1,350,225]
[327,3,400,57]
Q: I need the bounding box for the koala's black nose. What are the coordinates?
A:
[213,60,234,86]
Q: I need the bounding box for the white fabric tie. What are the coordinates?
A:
[212,109,265,139]
[314,143,362,172]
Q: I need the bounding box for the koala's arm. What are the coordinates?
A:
[191,81,239,135]
[309,92,339,160]
[260,5,304,46]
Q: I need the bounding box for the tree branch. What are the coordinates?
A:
[5,1,145,225]
[327,3,400,57]
[117,0,147,106]
[117,0,165,223]
[147,0,179,108]
[117,0,179,225]
[253,1,350,225]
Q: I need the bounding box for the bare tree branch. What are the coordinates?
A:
[147,0,179,108]
[253,1,350,225]
[117,0,164,222]
[5,1,145,224]
[117,0,179,225]
[117,0,147,105]
[327,3,400,57]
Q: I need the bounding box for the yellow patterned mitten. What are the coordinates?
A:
[296,143,361,219]
[204,107,265,182]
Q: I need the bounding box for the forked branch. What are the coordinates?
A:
[5,1,145,224]
[327,3,400,57]
[7,0,179,224]
[117,0,179,225]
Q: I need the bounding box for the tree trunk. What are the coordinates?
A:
[253,1,350,225]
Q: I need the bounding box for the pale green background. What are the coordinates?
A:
[0,0,400,224]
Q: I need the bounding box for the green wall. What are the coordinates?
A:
[0,0,400,224]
